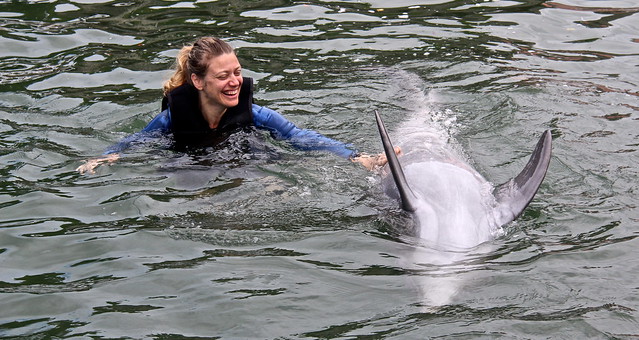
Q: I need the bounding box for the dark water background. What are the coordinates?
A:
[1,0,638,338]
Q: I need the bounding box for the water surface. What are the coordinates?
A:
[1,0,638,338]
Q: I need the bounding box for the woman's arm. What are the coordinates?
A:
[76,109,172,174]
[252,104,357,158]
[251,104,394,170]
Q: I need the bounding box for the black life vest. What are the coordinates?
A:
[162,77,254,150]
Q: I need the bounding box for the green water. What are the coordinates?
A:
[1,0,638,338]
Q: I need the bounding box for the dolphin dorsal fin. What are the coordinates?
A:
[375,110,419,212]
[494,130,552,225]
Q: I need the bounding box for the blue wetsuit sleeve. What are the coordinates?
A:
[103,109,172,155]
[252,104,358,159]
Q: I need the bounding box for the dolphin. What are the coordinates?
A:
[375,110,552,249]
[374,109,552,308]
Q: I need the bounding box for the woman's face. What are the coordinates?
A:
[191,52,243,110]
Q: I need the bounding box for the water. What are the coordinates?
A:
[1,0,638,338]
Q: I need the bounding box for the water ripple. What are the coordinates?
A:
[1,0,638,338]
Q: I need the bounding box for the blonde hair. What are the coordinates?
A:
[163,37,235,95]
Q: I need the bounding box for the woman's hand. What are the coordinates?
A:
[352,146,401,171]
[76,153,120,174]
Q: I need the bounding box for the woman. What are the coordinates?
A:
[77,37,393,174]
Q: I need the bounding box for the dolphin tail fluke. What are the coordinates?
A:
[375,110,419,212]
[494,130,552,225]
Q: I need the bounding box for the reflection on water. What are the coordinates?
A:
[1,0,638,338]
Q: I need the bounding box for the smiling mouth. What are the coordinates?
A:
[223,89,239,97]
